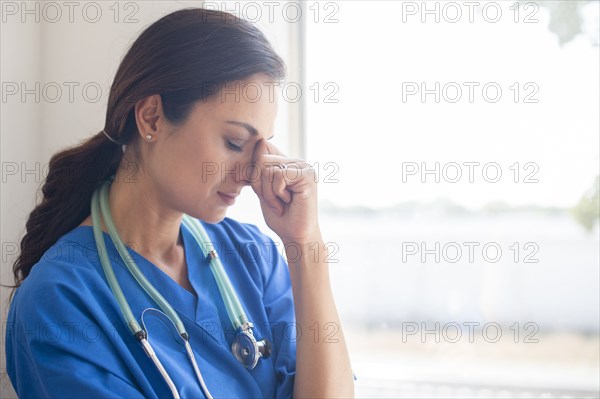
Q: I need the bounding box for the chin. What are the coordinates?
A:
[184,201,229,224]
[194,209,227,224]
[202,215,226,224]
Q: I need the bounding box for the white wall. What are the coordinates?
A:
[0,2,299,397]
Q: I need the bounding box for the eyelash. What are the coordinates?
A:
[226,140,243,153]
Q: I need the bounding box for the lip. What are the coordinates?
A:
[217,191,238,206]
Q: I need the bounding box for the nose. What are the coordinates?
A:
[223,156,255,187]
[239,161,256,187]
[229,139,265,186]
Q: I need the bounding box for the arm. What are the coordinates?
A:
[284,236,354,398]
[250,140,355,398]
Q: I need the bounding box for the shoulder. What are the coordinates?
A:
[6,229,150,399]
[202,217,281,261]
[8,228,113,327]
[7,228,131,375]
[203,217,275,243]
[200,217,288,291]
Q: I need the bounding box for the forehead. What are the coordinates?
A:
[192,77,279,137]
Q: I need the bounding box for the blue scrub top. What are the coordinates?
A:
[6,217,296,398]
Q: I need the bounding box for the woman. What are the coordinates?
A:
[6,8,354,399]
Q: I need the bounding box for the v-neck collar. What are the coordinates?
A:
[124,221,199,321]
[71,222,228,345]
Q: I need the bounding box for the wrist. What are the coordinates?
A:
[282,238,331,267]
[280,227,323,248]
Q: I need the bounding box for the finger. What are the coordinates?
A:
[253,154,295,166]
[251,139,286,164]
[263,140,286,157]
[282,166,318,193]
[252,139,271,163]
[249,141,274,198]
[273,170,292,203]
[249,159,284,200]
[249,162,263,199]
[260,164,283,214]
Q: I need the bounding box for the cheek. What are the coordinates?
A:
[149,148,209,204]
[181,137,221,180]
[193,151,227,187]
[158,134,239,197]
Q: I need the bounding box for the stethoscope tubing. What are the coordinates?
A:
[182,215,249,330]
[92,179,263,398]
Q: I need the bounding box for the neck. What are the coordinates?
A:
[105,170,184,265]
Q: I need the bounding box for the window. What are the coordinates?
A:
[306,1,599,397]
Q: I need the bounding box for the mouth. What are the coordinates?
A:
[217,191,238,206]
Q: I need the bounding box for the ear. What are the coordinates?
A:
[134,94,164,140]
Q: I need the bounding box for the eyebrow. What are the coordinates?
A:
[226,120,274,140]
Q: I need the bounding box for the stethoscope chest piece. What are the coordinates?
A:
[232,323,272,369]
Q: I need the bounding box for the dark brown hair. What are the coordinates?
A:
[11,8,286,287]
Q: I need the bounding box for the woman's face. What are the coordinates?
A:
[141,73,279,223]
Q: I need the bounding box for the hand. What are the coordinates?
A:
[250,140,321,244]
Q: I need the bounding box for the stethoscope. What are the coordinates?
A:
[90,179,271,399]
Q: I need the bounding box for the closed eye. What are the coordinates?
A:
[226,140,243,152]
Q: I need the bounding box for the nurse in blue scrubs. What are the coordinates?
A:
[5,7,354,399]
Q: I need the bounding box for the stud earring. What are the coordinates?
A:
[146,134,152,141]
